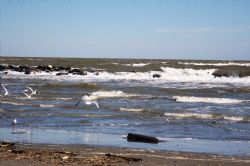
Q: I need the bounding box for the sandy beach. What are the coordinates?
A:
[0,141,249,166]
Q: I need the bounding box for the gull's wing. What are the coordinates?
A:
[75,100,83,106]
[26,86,34,92]
[23,92,31,98]
[85,101,99,109]
[1,84,9,95]
[31,89,37,95]
[93,101,99,109]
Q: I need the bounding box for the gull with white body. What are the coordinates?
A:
[76,93,99,109]
[23,86,37,98]
[0,83,9,96]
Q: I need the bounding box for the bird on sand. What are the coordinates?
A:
[75,93,99,109]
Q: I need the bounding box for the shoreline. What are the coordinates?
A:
[1,141,250,166]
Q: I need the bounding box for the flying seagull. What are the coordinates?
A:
[23,86,37,98]
[76,93,99,109]
[1,83,9,96]
[26,86,37,95]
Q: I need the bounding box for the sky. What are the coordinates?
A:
[1,0,250,60]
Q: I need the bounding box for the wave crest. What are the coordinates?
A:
[164,112,246,122]
[178,62,250,66]
[119,107,143,112]
[173,96,245,104]
[84,90,138,100]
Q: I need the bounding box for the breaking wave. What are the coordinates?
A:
[122,63,150,67]
[3,67,250,86]
[178,62,250,66]
[173,96,246,104]
[119,107,144,112]
[0,101,29,106]
[39,104,56,108]
[164,112,246,122]
[83,90,139,100]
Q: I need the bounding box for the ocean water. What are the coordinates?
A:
[0,57,250,156]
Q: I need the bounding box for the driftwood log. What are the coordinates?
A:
[127,133,159,144]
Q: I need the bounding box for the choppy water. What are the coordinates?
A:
[1,57,250,156]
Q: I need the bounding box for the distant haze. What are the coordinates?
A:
[1,0,250,60]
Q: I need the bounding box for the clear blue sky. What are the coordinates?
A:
[1,0,250,60]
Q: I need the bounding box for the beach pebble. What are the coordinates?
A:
[62,155,69,160]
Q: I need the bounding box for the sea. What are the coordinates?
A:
[0,57,250,157]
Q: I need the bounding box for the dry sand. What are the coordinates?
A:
[0,141,249,166]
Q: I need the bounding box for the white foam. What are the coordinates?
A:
[3,67,250,86]
[164,112,245,122]
[224,116,244,121]
[160,67,216,82]
[178,62,250,66]
[56,97,72,101]
[84,90,138,100]
[173,96,245,104]
[165,112,213,119]
[39,104,55,108]
[119,107,143,112]
[0,101,28,106]
[123,63,150,67]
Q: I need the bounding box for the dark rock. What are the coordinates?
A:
[0,65,7,71]
[53,67,60,71]
[127,133,158,144]
[68,68,84,75]
[152,74,161,78]
[19,65,30,72]
[8,65,18,71]
[212,70,229,78]
[56,72,68,76]
[58,66,66,70]
[36,65,52,72]
[24,69,31,75]
[65,67,71,71]
[238,71,250,78]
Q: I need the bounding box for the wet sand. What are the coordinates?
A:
[0,141,249,166]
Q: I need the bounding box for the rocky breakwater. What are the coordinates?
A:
[212,69,250,78]
[0,64,87,76]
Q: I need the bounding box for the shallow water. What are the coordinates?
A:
[1,57,250,156]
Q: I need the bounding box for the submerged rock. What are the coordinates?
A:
[68,68,84,75]
[0,65,6,71]
[24,68,31,75]
[56,72,68,76]
[127,133,159,144]
[212,69,250,78]
[152,74,161,78]
[212,70,229,78]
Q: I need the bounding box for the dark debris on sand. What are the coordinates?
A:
[0,142,142,166]
[1,141,250,166]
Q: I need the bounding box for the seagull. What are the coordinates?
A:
[26,86,37,95]
[23,92,33,98]
[1,83,9,96]
[12,118,17,125]
[23,86,37,98]
[76,93,100,109]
